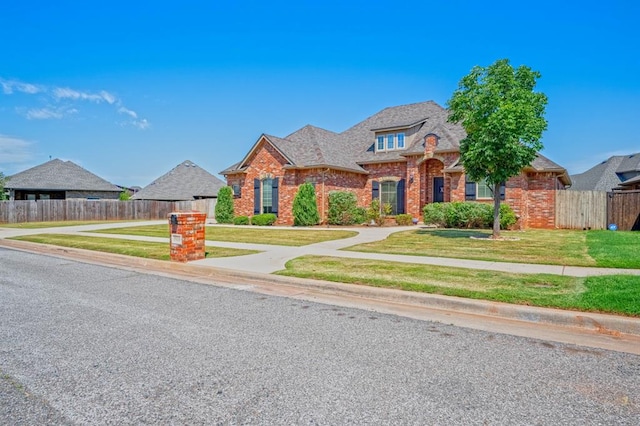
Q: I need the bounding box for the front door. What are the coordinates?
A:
[433,177,444,203]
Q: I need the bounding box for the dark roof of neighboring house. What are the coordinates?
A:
[222,101,568,179]
[617,174,640,188]
[6,159,121,192]
[570,153,640,191]
[132,160,225,201]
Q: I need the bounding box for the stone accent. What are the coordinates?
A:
[169,211,206,262]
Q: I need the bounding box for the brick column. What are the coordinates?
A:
[169,211,207,262]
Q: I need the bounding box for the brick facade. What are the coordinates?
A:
[226,135,565,229]
[168,211,206,262]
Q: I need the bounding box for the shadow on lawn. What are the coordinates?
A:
[416,228,491,239]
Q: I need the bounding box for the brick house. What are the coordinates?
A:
[221,101,571,228]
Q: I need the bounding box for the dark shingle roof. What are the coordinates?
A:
[222,101,568,179]
[570,153,640,191]
[6,159,120,192]
[132,160,225,201]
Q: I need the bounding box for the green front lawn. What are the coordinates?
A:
[10,234,259,261]
[90,225,358,246]
[276,256,640,316]
[344,228,640,269]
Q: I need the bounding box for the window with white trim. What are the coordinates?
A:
[387,134,394,150]
[476,178,493,199]
[375,133,407,152]
[380,181,398,215]
[262,178,273,213]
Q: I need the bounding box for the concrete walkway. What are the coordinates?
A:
[1,221,639,277]
[2,221,640,352]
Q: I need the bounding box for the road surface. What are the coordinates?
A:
[1,248,638,424]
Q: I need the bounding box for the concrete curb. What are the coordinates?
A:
[2,238,639,339]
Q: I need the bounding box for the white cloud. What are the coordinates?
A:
[23,106,78,120]
[0,135,33,165]
[0,78,43,95]
[53,87,114,103]
[26,108,64,120]
[133,118,150,130]
[118,106,138,118]
[100,90,116,104]
[1,76,149,129]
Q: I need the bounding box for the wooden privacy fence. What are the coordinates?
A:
[607,190,640,231]
[0,199,217,224]
[555,190,607,230]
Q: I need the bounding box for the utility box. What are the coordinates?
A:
[168,211,206,262]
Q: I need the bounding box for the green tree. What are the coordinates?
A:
[0,172,7,200]
[292,182,320,226]
[214,186,235,224]
[447,58,547,237]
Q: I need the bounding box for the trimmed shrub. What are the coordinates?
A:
[215,186,235,224]
[292,183,320,226]
[500,203,518,229]
[423,202,517,229]
[367,198,383,226]
[251,213,277,226]
[422,203,447,227]
[327,191,362,225]
[352,207,367,225]
[233,215,250,225]
[395,213,413,226]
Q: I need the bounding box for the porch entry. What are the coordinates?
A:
[433,177,444,203]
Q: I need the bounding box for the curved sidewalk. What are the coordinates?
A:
[1,221,640,353]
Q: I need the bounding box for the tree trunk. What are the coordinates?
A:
[492,182,501,238]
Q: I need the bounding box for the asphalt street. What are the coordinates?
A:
[1,247,639,425]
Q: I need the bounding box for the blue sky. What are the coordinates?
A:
[1,0,638,187]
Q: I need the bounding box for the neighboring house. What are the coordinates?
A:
[570,153,640,192]
[132,160,225,201]
[615,175,640,191]
[6,158,121,200]
[222,101,571,229]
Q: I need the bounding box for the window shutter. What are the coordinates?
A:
[271,177,279,216]
[465,176,476,200]
[253,179,260,214]
[500,182,506,200]
[396,179,405,214]
[372,181,379,199]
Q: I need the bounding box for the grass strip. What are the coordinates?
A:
[586,230,640,268]
[344,228,640,269]
[10,234,259,261]
[276,256,640,316]
[90,225,358,246]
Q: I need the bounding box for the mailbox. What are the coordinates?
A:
[168,211,206,262]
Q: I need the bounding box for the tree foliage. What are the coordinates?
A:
[447,58,547,237]
[292,182,320,226]
[0,172,7,200]
[215,186,235,224]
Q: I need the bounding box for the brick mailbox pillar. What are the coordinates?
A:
[168,211,207,262]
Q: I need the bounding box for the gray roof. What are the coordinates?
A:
[6,159,121,192]
[223,101,567,178]
[570,153,640,191]
[132,160,225,201]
